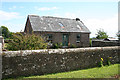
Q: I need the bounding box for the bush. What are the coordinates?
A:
[6,33,48,50]
[107,57,112,66]
[89,39,92,47]
[52,43,62,49]
[70,44,76,48]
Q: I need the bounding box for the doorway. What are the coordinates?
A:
[63,34,69,47]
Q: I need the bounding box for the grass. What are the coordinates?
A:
[5,64,119,80]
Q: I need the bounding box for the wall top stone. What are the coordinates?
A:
[2,46,119,57]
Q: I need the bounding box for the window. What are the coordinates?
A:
[77,25,81,30]
[76,34,80,43]
[58,22,64,28]
[47,34,52,42]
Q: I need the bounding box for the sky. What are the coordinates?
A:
[0,0,119,38]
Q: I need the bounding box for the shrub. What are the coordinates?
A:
[89,39,92,47]
[6,33,48,50]
[107,57,112,66]
[107,60,111,66]
[70,44,76,48]
[52,43,62,49]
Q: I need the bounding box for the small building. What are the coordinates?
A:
[24,15,90,47]
[92,38,120,47]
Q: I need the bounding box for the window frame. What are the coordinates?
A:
[47,34,53,42]
[58,22,64,28]
[76,34,81,43]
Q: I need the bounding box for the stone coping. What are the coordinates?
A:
[1,46,119,57]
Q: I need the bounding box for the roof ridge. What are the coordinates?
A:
[28,15,39,17]
[41,16,75,20]
[28,15,77,20]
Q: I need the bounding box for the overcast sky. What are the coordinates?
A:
[0,0,118,38]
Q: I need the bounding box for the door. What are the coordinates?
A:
[63,34,69,46]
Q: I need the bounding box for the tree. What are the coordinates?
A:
[96,29,108,39]
[6,33,48,50]
[0,26,11,39]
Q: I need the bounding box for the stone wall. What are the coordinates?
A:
[92,40,120,47]
[2,46,120,79]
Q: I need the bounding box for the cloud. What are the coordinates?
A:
[0,10,22,21]
[84,14,118,37]
[19,6,24,8]
[9,6,24,10]
[35,7,58,11]
[0,22,25,32]
[0,10,24,32]
[9,6,16,10]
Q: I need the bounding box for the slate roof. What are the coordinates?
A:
[28,15,90,33]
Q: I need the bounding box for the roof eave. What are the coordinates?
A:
[33,30,91,33]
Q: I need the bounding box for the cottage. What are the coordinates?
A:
[24,15,90,47]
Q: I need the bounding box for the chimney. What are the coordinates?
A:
[76,18,80,21]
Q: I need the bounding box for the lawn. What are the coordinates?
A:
[5,64,119,80]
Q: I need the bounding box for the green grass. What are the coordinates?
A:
[5,64,119,80]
